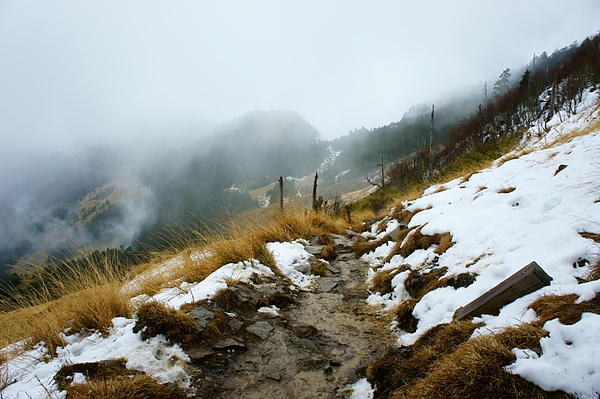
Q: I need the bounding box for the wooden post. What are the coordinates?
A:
[453,261,552,321]
[278,176,284,212]
[380,154,385,188]
[429,104,434,177]
[312,172,318,210]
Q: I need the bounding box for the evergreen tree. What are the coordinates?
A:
[493,68,512,97]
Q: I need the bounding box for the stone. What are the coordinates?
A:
[185,347,215,363]
[213,338,247,350]
[188,307,215,328]
[294,261,312,274]
[356,234,368,243]
[228,318,244,331]
[318,278,338,292]
[326,263,340,274]
[388,227,401,241]
[305,245,324,256]
[246,321,274,340]
[309,236,321,245]
[342,229,359,238]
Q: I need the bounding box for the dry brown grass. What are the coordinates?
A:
[373,290,597,399]
[529,293,600,325]
[398,227,454,258]
[64,373,182,399]
[353,235,392,258]
[370,266,408,295]
[393,330,549,399]
[588,257,600,281]
[394,298,419,333]
[133,301,198,345]
[370,321,551,399]
[580,232,600,243]
[311,261,330,277]
[498,186,516,194]
[0,258,132,354]
[182,205,348,283]
[367,321,481,397]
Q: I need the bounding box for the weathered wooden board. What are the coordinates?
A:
[453,261,552,321]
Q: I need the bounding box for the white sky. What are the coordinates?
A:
[0,0,598,155]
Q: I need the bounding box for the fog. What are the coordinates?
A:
[0,1,598,276]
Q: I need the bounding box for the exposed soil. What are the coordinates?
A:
[185,232,393,398]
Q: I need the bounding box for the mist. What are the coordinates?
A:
[0,1,598,277]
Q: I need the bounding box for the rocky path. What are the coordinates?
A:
[187,232,392,398]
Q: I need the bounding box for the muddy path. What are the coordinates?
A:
[186,232,393,398]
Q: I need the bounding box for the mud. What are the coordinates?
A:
[186,233,392,398]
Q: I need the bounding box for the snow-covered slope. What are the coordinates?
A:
[2,91,599,399]
[360,91,600,398]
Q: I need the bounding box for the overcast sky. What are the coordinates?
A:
[0,0,598,158]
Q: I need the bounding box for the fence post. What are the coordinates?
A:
[279,176,284,211]
[312,172,318,210]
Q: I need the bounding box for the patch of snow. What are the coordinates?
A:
[349,378,375,399]
[267,240,317,290]
[1,317,190,399]
[506,313,600,399]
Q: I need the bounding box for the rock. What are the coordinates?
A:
[309,236,321,245]
[229,284,262,307]
[214,338,247,350]
[318,278,338,292]
[356,234,368,243]
[388,227,401,241]
[246,321,274,340]
[266,371,281,381]
[342,229,359,238]
[305,245,324,256]
[326,263,340,274]
[228,318,244,331]
[294,261,312,274]
[293,338,320,353]
[188,307,215,328]
[185,347,215,363]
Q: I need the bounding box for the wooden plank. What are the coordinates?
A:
[453,261,552,321]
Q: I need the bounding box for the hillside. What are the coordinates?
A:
[1,32,600,399]
[2,80,599,398]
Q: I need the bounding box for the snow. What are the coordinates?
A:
[358,93,600,396]
[1,238,318,397]
[1,318,190,399]
[349,378,375,399]
[506,313,600,399]
[267,240,318,290]
[2,91,599,398]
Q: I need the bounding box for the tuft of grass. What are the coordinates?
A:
[588,257,600,281]
[353,236,392,258]
[370,266,408,295]
[320,245,337,261]
[133,301,198,346]
[399,227,454,258]
[311,261,330,277]
[371,321,550,399]
[201,311,231,343]
[0,253,132,354]
[65,373,182,399]
[394,298,419,333]
[392,330,549,399]
[367,321,481,398]
[498,186,516,194]
[529,293,600,325]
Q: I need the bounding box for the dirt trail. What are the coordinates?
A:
[188,232,392,398]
